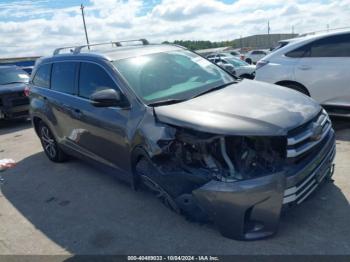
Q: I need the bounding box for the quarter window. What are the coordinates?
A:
[51,62,78,94]
[33,64,51,88]
[78,62,118,99]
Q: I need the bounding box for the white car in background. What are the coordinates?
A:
[206,52,240,60]
[255,30,350,117]
[208,56,256,79]
[244,50,269,64]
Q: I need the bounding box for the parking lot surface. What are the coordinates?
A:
[0,118,349,255]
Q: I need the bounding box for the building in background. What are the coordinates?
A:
[0,56,40,74]
[233,33,298,50]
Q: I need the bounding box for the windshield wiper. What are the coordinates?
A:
[147,98,187,107]
[192,81,236,99]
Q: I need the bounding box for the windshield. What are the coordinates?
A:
[225,58,249,67]
[113,50,234,105]
[0,67,29,85]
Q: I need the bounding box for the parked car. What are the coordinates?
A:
[255,30,350,117]
[244,50,269,64]
[227,50,241,58]
[206,52,237,59]
[21,66,34,75]
[208,56,255,79]
[0,66,30,120]
[29,40,335,241]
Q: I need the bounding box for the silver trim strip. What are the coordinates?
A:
[283,143,335,204]
[287,123,332,158]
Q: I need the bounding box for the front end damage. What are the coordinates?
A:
[141,123,289,240]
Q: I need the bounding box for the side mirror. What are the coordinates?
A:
[90,88,125,107]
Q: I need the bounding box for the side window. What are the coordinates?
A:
[285,44,311,58]
[51,62,77,94]
[79,62,118,99]
[33,64,51,88]
[309,34,350,57]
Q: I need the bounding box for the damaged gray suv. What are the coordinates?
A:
[29,40,336,240]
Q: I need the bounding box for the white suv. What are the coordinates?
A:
[255,31,350,117]
[244,50,269,64]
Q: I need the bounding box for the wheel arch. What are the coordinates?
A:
[130,145,151,189]
[275,80,310,96]
[32,116,43,136]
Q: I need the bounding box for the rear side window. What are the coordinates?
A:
[33,64,51,88]
[286,34,350,58]
[285,44,310,58]
[309,34,350,57]
[78,62,118,99]
[51,62,77,94]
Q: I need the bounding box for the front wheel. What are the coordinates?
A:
[39,122,68,162]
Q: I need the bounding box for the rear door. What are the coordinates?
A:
[73,61,131,172]
[49,61,80,144]
[294,33,350,107]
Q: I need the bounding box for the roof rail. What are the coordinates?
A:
[300,26,350,37]
[53,46,79,55]
[53,39,149,55]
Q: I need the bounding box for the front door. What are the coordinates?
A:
[72,62,131,172]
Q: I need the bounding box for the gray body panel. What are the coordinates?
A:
[155,80,321,136]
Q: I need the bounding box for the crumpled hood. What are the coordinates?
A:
[154,80,321,136]
[0,83,27,95]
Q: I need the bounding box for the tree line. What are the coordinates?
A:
[162,40,237,50]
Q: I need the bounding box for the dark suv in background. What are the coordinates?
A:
[0,66,30,120]
[29,40,336,240]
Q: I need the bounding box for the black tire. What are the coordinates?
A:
[38,122,68,162]
[245,58,252,64]
[135,157,180,213]
[279,83,309,96]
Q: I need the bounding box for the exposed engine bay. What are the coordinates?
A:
[152,127,286,184]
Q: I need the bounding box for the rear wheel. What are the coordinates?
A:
[39,122,68,162]
[245,58,252,64]
[135,158,180,213]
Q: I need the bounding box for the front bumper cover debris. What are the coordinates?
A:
[193,172,285,240]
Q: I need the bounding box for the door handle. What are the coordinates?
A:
[298,65,311,70]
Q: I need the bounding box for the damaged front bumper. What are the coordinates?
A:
[191,131,336,241]
[193,172,285,240]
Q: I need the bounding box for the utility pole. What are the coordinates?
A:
[80,4,90,50]
[292,25,294,34]
[267,20,271,48]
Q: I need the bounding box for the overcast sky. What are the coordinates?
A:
[0,0,349,58]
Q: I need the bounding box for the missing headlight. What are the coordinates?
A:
[225,136,286,179]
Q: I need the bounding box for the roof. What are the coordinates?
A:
[282,29,350,44]
[43,44,184,63]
